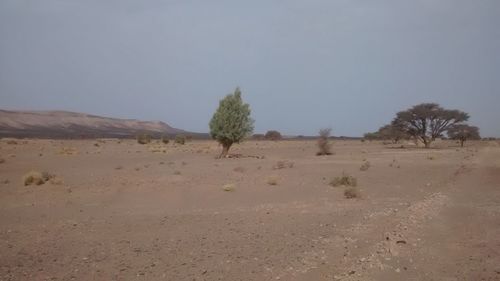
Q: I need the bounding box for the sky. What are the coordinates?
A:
[1,0,499,137]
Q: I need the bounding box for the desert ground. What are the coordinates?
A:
[0,139,499,281]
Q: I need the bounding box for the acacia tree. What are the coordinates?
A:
[377,124,409,143]
[209,88,254,158]
[447,124,480,147]
[392,103,469,148]
[264,130,282,141]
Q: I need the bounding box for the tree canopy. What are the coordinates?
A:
[209,87,254,158]
[392,103,469,148]
[447,124,480,147]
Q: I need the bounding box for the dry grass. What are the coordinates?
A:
[59,147,78,155]
[330,173,357,187]
[23,171,61,186]
[360,161,371,171]
[273,160,294,170]
[233,166,246,173]
[344,187,361,199]
[0,158,5,164]
[173,170,181,175]
[222,183,235,192]
[266,176,279,186]
[23,171,45,186]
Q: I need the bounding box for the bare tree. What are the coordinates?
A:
[392,103,469,148]
[447,124,480,147]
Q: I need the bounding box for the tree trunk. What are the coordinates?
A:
[422,137,431,148]
[218,143,232,158]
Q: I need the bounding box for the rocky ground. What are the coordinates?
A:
[0,139,499,281]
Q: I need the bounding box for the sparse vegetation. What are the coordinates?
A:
[273,160,294,170]
[0,158,5,164]
[267,176,279,186]
[137,134,152,145]
[344,187,361,199]
[233,166,245,173]
[209,87,254,158]
[222,183,235,192]
[175,134,186,145]
[23,171,59,186]
[161,137,170,144]
[316,128,333,156]
[264,130,282,141]
[173,170,181,175]
[360,161,371,171]
[330,173,357,187]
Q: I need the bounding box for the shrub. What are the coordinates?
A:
[161,137,170,144]
[23,171,45,186]
[264,130,282,141]
[233,166,245,173]
[317,128,333,156]
[222,183,235,192]
[344,187,361,199]
[137,134,152,145]
[360,161,370,171]
[267,176,279,186]
[0,158,5,164]
[175,135,186,145]
[330,173,357,187]
[273,161,294,170]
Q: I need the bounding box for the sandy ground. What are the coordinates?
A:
[0,139,499,281]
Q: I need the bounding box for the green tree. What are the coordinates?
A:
[209,87,254,158]
[392,103,469,148]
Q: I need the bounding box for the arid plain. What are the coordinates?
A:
[1,139,499,281]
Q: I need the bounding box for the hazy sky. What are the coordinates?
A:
[1,0,499,137]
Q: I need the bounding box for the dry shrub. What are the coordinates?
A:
[6,140,17,145]
[115,165,124,170]
[267,176,279,186]
[137,134,152,145]
[344,187,361,199]
[173,170,181,175]
[222,183,235,192]
[273,160,294,170]
[175,135,186,145]
[360,161,371,171]
[23,171,60,186]
[233,166,245,173]
[161,137,170,144]
[23,171,45,186]
[59,147,78,155]
[427,156,436,160]
[0,158,5,164]
[330,173,357,187]
[316,128,333,156]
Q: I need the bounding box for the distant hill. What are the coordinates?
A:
[0,110,206,139]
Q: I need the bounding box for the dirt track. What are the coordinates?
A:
[1,139,499,280]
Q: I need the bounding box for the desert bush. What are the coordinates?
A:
[360,161,371,171]
[161,137,170,144]
[233,166,245,173]
[0,158,5,164]
[316,128,333,156]
[267,176,279,186]
[137,134,152,145]
[222,183,235,192]
[273,160,294,170]
[173,170,181,175]
[175,135,186,145]
[6,140,17,145]
[330,173,357,187]
[264,130,282,141]
[23,171,46,186]
[344,187,361,199]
